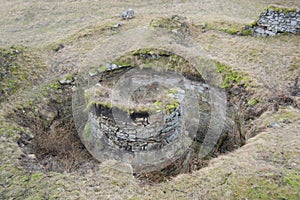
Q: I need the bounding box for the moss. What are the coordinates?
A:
[65,74,74,81]
[221,27,239,35]
[229,170,300,200]
[98,64,107,72]
[113,57,132,67]
[166,99,179,114]
[49,82,61,90]
[132,48,172,57]
[0,46,47,102]
[241,29,253,36]
[248,98,259,107]
[205,21,244,35]
[167,88,178,95]
[248,20,258,27]
[215,61,245,89]
[150,18,180,30]
[267,5,297,13]
[153,101,163,110]
[84,123,91,139]
[283,173,300,188]
[132,48,153,56]
[30,172,43,182]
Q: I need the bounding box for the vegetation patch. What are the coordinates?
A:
[266,5,298,13]
[6,81,99,174]
[114,48,203,81]
[215,61,246,89]
[198,20,245,35]
[0,46,47,102]
[150,15,189,32]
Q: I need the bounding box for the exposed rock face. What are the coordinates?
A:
[248,6,300,36]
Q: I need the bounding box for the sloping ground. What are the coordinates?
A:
[1,108,299,199]
[0,0,300,199]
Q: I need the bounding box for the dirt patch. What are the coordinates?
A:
[11,83,99,175]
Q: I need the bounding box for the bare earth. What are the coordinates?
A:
[0,0,299,199]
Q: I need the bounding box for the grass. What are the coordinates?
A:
[0,0,300,199]
[247,98,259,106]
[215,61,246,89]
[267,5,298,13]
[0,46,47,102]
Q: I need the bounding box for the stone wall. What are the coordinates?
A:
[248,6,300,36]
[93,105,182,152]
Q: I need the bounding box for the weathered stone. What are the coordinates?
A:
[251,7,300,36]
[255,27,266,34]
[265,30,276,36]
[120,9,135,20]
[291,21,297,26]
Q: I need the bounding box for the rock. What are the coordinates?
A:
[255,27,265,34]
[106,63,112,70]
[269,122,281,128]
[120,9,135,20]
[88,68,99,77]
[111,63,118,70]
[265,30,276,36]
[112,22,121,28]
[59,75,74,85]
[291,21,297,26]
[249,7,299,36]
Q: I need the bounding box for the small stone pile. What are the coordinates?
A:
[247,6,300,36]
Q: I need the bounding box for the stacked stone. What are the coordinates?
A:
[250,8,300,36]
[94,106,182,152]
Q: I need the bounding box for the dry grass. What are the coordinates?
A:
[0,0,300,199]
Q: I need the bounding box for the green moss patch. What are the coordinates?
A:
[150,15,188,32]
[199,20,244,35]
[215,61,246,89]
[267,5,298,13]
[113,48,200,79]
[247,98,259,107]
[0,46,47,102]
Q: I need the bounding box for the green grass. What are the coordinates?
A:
[0,46,47,102]
[267,5,298,13]
[247,98,259,106]
[215,61,246,89]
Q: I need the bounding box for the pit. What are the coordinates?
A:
[10,48,276,183]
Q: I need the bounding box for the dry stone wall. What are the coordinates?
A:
[249,6,300,36]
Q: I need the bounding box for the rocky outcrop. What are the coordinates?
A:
[247,6,300,36]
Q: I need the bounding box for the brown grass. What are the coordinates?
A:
[0,0,300,199]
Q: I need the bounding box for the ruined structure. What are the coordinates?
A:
[73,49,244,173]
[248,6,300,36]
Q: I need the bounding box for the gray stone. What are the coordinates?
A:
[111,64,118,70]
[88,69,99,77]
[255,27,265,34]
[59,75,74,85]
[250,8,299,36]
[112,23,121,28]
[106,63,112,70]
[120,9,135,20]
[265,30,276,36]
[291,21,297,26]
[269,122,281,128]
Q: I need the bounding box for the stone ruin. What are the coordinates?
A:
[247,6,300,36]
[73,49,244,173]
